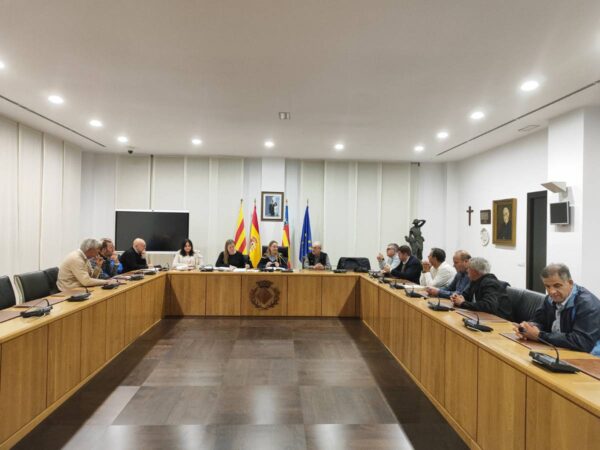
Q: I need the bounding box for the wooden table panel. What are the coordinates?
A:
[321,276,357,317]
[0,326,48,443]
[153,275,167,321]
[240,275,288,316]
[477,349,526,450]
[359,278,378,330]
[420,315,446,404]
[125,287,143,344]
[47,312,82,404]
[206,275,242,316]
[106,292,126,358]
[389,298,405,363]
[526,377,600,450]
[81,301,107,379]
[287,276,322,316]
[168,274,207,315]
[378,290,392,347]
[140,280,156,331]
[445,330,478,439]
[404,305,422,378]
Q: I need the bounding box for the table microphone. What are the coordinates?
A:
[519,327,579,373]
[69,287,91,302]
[428,297,454,311]
[462,311,493,332]
[406,285,425,298]
[21,299,53,317]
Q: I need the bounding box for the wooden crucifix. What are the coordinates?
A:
[466,206,474,226]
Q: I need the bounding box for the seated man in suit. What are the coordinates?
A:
[390,245,422,283]
[450,257,512,320]
[426,250,471,298]
[120,238,149,273]
[514,263,600,356]
[420,247,456,288]
[376,243,400,275]
[302,241,331,270]
[57,238,113,291]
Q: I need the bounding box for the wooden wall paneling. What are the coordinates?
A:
[321,276,357,317]
[444,330,478,439]
[0,326,48,443]
[419,315,446,404]
[526,377,600,450]
[206,275,242,316]
[477,349,526,450]
[47,312,82,404]
[81,301,108,379]
[106,292,126,358]
[404,305,422,378]
[168,274,207,316]
[287,275,321,316]
[240,275,288,316]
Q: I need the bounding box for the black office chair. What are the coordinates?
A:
[0,276,17,310]
[261,246,289,259]
[507,286,545,323]
[336,257,371,271]
[243,254,253,268]
[44,267,60,295]
[14,271,52,302]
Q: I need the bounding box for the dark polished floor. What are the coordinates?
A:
[16,318,468,450]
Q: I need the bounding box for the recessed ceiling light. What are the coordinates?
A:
[89,119,103,128]
[436,131,449,140]
[48,95,64,105]
[117,136,129,143]
[520,80,540,92]
[334,143,345,151]
[470,111,485,120]
[414,145,425,152]
[191,138,202,146]
[264,140,275,148]
[0,61,5,70]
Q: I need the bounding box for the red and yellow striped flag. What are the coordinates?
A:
[234,200,247,255]
[249,203,261,268]
[282,202,291,268]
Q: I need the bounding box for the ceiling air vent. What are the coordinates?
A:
[518,124,540,133]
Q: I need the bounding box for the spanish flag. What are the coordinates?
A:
[282,202,291,267]
[249,203,261,268]
[234,200,247,255]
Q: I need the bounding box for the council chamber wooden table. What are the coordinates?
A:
[0,270,598,449]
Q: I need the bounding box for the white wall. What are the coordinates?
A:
[0,114,83,283]
[79,155,415,268]
[444,131,549,287]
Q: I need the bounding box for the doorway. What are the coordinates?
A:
[526,191,547,292]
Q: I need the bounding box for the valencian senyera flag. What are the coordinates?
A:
[249,203,262,269]
[299,204,312,264]
[234,200,247,255]
[282,202,291,267]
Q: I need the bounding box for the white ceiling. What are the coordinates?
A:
[1,0,599,161]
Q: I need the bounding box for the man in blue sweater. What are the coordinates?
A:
[514,263,600,356]
[426,250,471,298]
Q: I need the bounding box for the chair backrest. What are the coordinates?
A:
[0,276,17,310]
[44,267,60,295]
[261,246,289,259]
[14,271,52,302]
[336,257,371,271]
[507,286,546,323]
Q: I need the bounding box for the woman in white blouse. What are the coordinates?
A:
[172,239,203,267]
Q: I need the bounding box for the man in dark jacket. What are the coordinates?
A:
[390,245,422,283]
[450,257,512,320]
[514,263,600,356]
[120,238,149,273]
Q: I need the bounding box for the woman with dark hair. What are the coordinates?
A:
[216,239,250,268]
[172,239,203,267]
[258,240,287,269]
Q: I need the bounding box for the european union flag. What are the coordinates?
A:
[299,205,312,263]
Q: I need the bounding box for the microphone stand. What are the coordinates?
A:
[521,327,579,373]
[462,311,493,332]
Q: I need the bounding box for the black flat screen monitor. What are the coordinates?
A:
[549,202,570,225]
[115,210,189,251]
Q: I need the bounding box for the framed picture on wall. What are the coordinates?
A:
[492,198,516,246]
[480,209,491,225]
[261,191,284,221]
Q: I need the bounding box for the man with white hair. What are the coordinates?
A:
[450,257,513,320]
[57,238,112,291]
[120,238,149,273]
[302,241,331,270]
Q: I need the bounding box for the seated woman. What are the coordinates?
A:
[258,240,287,269]
[172,239,203,267]
[216,239,250,268]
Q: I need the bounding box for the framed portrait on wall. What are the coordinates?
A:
[492,198,516,246]
[480,209,491,225]
[261,191,284,221]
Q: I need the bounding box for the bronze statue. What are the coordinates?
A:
[405,219,426,260]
